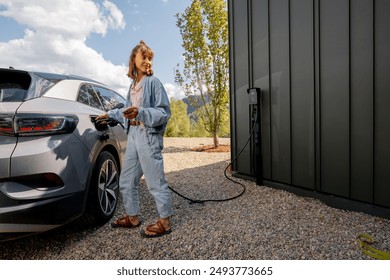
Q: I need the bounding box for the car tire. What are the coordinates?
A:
[83,151,120,225]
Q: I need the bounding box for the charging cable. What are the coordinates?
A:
[168,115,258,204]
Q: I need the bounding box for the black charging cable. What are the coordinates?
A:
[168,115,258,204]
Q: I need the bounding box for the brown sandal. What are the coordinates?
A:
[111,215,141,228]
[140,220,172,238]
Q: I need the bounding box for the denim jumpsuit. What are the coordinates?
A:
[108,76,172,218]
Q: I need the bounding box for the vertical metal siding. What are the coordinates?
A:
[314,0,321,190]
[230,0,251,175]
[252,0,271,179]
[290,0,315,189]
[374,0,390,207]
[269,0,291,183]
[350,0,374,203]
[229,0,390,209]
[319,0,350,197]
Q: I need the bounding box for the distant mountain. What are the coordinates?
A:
[182,95,209,115]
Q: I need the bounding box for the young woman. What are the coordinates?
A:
[97,40,172,238]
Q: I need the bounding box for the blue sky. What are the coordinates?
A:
[0,0,192,99]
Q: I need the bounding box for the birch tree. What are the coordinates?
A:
[175,0,229,147]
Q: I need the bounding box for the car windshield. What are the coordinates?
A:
[0,71,56,102]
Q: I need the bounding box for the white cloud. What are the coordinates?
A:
[103,0,126,30]
[0,0,129,96]
[0,0,124,39]
[164,83,185,100]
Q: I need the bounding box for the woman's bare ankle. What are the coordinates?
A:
[159,217,171,230]
[129,215,140,225]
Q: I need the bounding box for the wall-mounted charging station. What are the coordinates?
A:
[168,88,263,203]
[247,87,263,186]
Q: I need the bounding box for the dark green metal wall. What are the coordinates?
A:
[228,0,390,209]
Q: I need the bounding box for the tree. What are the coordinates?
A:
[175,0,229,147]
[190,111,210,137]
[165,98,191,137]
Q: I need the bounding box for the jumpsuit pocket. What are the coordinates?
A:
[145,131,163,160]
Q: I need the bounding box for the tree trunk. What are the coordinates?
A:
[213,132,219,148]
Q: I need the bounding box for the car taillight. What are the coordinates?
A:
[0,114,14,135]
[0,114,78,136]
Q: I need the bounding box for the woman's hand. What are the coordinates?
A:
[95,113,109,120]
[123,106,138,119]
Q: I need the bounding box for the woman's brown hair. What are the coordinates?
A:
[127,40,154,80]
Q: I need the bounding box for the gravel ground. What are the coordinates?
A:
[1,137,389,260]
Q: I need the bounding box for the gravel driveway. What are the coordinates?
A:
[1,137,389,260]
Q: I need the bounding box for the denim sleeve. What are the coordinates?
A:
[107,103,128,124]
[107,108,125,124]
[137,78,171,128]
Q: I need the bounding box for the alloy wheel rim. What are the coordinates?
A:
[97,159,118,215]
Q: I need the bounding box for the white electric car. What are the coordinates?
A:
[0,67,128,241]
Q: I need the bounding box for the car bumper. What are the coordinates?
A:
[0,133,92,241]
[0,186,84,241]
